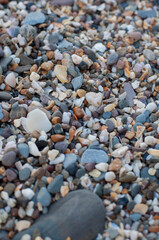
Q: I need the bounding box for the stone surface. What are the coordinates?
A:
[54,65,68,83]
[86,92,103,107]
[13,190,105,240]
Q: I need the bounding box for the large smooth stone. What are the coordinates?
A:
[13,190,105,240]
[26,109,52,133]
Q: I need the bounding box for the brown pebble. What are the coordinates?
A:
[149,226,159,233]
[51,116,61,125]
[1,109,10,122]
[125,131,135,140]
[47,51,54,60]
[30,64,38,73]
[74,107,84,119]
[51,134,65,142]
[109,158,122,171]
[41,61,53,71]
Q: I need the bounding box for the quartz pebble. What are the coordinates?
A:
[26,109,52,133]
[5,72,16,88]
[105,172,116,182]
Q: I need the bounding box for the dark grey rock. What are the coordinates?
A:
[13,190,105,240]
[14,65,31,73]
[19,54,34,66]
[37,187,51,207]
[127,201,136,211]
[81,149,109,164]
[131,184,141,197]
[136,114,146,124]
[48,33,59,44]
[47,174,64,194]
[143,49,156,61]
[20,25,37,41]
[24,12,46,25]
[19,168,31,181]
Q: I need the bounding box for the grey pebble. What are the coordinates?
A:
[24,12,46,25]
[71,75,83,91]
[63,153,78,169]
[47,174,64,194]
[81,149,109,164]
[37,187,51,207]
[18,143,29,158]
[19,168,31,181]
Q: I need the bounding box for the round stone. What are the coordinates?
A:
[105,172,116,182]
[2,151,16,167]
[37,187,51,207]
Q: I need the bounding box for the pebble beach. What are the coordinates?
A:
[0,0,159,239]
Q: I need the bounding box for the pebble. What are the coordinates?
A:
[107,53,118,65]
[124,83,136,107]
[24,12,46,25]
[6,169,17,181]
[109,159,122,171]
[18,143,29,158]
[20,25,37,41]
[143,49,156,61]
[0,91,12,100]
[93,43,106,52]
[105,172,116,182]
[37,187,51,207]
[133,203,148,215]
[138,9,156,19]
[111,146,128,158]
[54,65,68,83]
[26,109,52,133]
[95,163,108,172]
[81,149,109,164]
[22,189,35,200]
[15,220,31,232]
[5,72,16,88]
[2,151,16,167]
[72,75,83,91]
[47,174,63,194]
[86,92,103,107]
[63,153,78,169]
[19,168,31,181]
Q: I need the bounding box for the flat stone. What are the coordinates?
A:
[13,190,105,240]
[105,120,115,132]
[3,183,15,196]
[81,149,109,164]
[129,213,141,221]
[124,83,136,107]
[37,187,51,207]
[47,174,64,194]
[2,151,16,167]
[24,12,46,25]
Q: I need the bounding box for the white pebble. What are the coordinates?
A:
[22,188,35,200]
[146,102,157,112]
[21,234,31,240]
[62,112,71,124]
[144,136,156,146]
[95,163,108,172]
[93,43,106,52]
[105,172,116,182]
[30,72,40,81]
[28,141,41,157]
